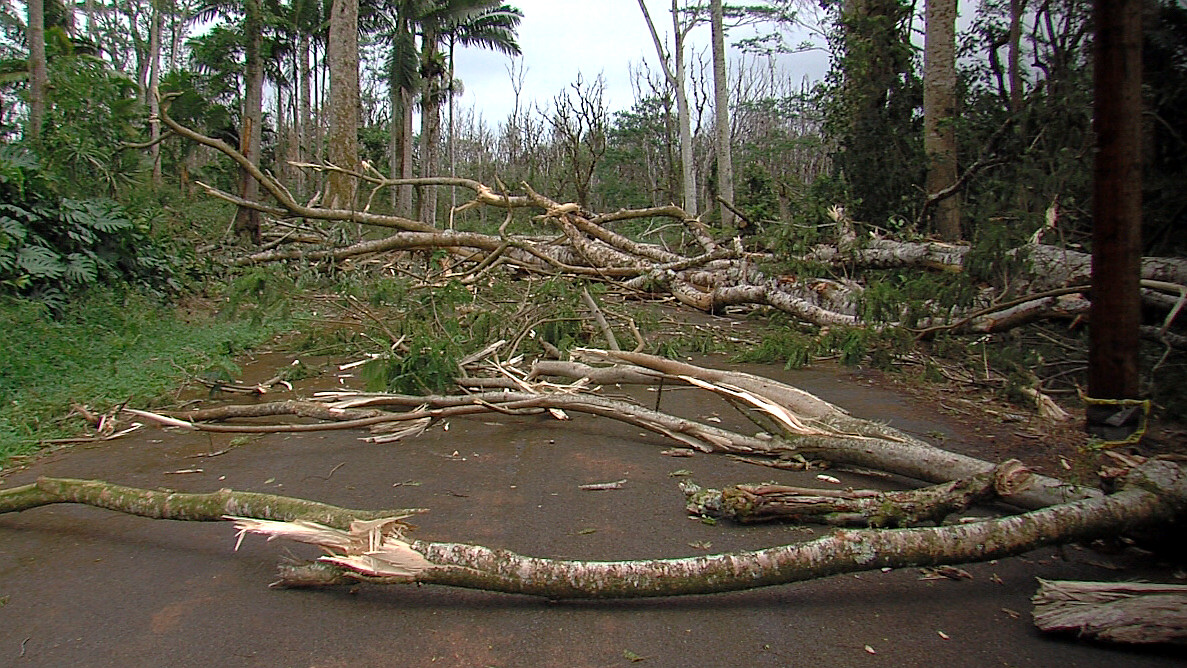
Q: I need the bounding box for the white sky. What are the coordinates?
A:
[450,0,832,127]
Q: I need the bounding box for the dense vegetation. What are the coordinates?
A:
[0,0,1184,460]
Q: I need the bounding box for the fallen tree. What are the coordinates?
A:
[154,92,1186,343]
[121,350,1095,510]
[231,457,1185,596]
[0,476,424,528]
[4,349,1185,642]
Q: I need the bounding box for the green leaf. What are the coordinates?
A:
[0,215,28,244]
[63,253,98,284]
[17,245,65,279]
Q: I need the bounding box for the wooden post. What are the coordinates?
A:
[1087,0,1143,439]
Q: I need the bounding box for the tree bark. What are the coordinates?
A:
[710,0,735,227]
[234,0,264,244]
[236,459,1186,596]
[325,0,360,211]
[924,0,960,240]
[1033,579,1187,644]
[27,0,47,141]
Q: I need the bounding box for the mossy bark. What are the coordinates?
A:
[0,477,423,530]
[251,460,1187,598]
[681,460,1030,527]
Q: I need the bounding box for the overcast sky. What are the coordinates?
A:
[449,0,832,127]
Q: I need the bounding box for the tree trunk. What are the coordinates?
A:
[1033,579,1187,645]
[0,477,423,530]
[448,34,458,222]
[234,0,264,244]
[419,27,442,226]
[325,0,360,211]
[236,459,1187,596]
[1087,0,1143,438]
[638,0,697,216]
[1007,0,1024,112]
[710,0,735,227]
[297,32,312,198]
[148,1,163,186]
[27,0,47,141]
[924,0,960,240]
[400,87,415,217]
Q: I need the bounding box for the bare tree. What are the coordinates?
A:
[638,0,701,215]
[549,74,608,209]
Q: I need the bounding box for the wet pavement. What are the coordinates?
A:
[1,356,1183,667]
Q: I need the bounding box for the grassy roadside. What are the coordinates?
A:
[0,289,287,466]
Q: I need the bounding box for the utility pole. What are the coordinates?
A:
[1087,0,1143,440]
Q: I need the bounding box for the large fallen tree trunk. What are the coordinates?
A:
[231,458,1186,596]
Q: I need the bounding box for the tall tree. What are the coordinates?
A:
[415,0,520,226]
[710,0,734,226]
[236,0,264,242]
[638,0,699,215]
[443,4,521,215]
[325,0,359,211]
[924,0,959,240]
[148,0,163,185]
[27,0,47,140]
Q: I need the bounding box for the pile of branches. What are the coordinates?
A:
[7,350,1185,606]
[156,93,1187,348]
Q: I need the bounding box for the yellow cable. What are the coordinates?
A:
[1079,391,1150,447]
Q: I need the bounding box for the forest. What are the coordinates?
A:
[1,0,1187,656]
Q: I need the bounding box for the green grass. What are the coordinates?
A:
[0,289,287,464]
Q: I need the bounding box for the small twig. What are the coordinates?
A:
[304,462,346,482]
[579,479,627,491]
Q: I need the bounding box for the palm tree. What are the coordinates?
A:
[375,0,421,216]
[415,1,521,225]
[190,0,265,243]
[442,4,522,214]
[370,1,519,222]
